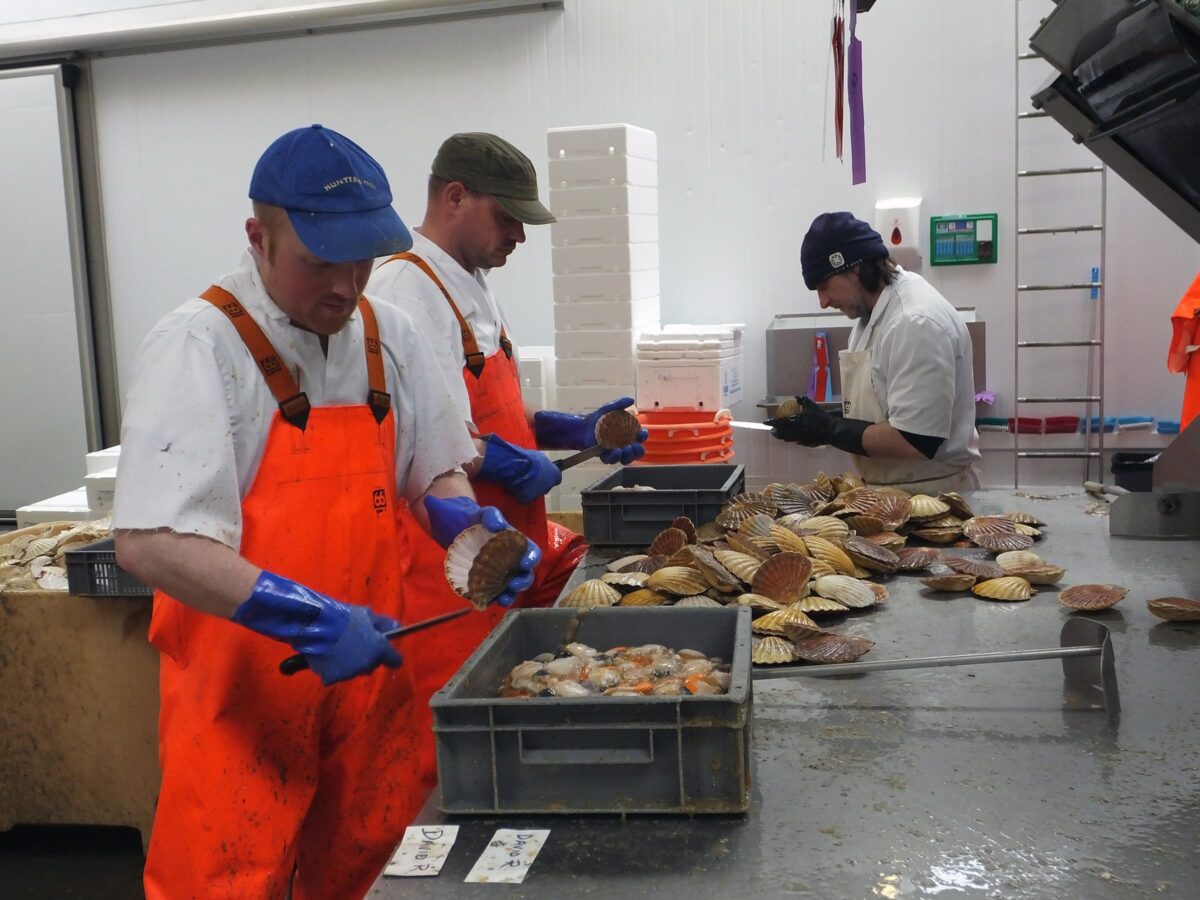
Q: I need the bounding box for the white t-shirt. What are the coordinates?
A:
[848,268,981,469]
[367,231,513,431]
[111,251,477,550]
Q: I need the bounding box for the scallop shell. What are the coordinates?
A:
[601,571,651,589]
[444,525,529,608]
[973,531,1035,552]
[1006,564,1066,585]
[560,578,622,608]
[850,565,873,579]
[1013,523,1043,538]
[674,594,724,608]
[866,531,906,549]
[971,576,1034,601]
[910,526,962,545]
[683,544,741,593]
[962,516,1019,540]
[845,514,886,536]
[751,552,813,604]
[756,605,822,636]
[23,536,60,561]
[775,396,803,418]
[725,532,772,561]
[36,565,69,591]
[832,471,866,493]
[995,550,1044,571]
[909,494,951,520]
[646,566,709,596]
[792,632,874,664]
[1004,510,1046,527]
[803,535,856,575]
[608,554,648,572]
[649,527,689,557]
[618,554,670,575]
[812,574,877,609]
[896,547,940,572]
[809,559,838,579]
[618,588,671,607]
[936,491,975,520]
[737,513,777,541]
[920,572,977,592]
[730,492,779,517]
[843,535,900,574]
[769,524,809,555]
[594,408,642,449]
[796,515,850,542]
[713,549,763,584]
[1058,583,1127,611]
[752,609,793,635]
[794,594,850,614]
[868,582,889,603]
[695,522,726,543]
[670,516,698,543]
[870,493,913,528]
[941,555,1008,580]
[736,592,786,612]
[1146,597,1200,621]
[921,514,965,530]
[838,487,883,514]
[715,503,757,531]
[752,635,797,665]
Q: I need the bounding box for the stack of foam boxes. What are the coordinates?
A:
[14,445,120,528]
[546,123,661,512]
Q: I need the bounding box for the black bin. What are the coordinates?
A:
[1111,452,1156,492]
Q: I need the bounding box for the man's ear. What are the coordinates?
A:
[246,217,267,258]
[443,180,467,210]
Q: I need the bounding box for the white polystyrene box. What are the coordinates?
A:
[547,124,657,161]
[636,356,744,410]
[549,185,658,219]
[550,214,658,247]
[551,243,659,276]
[554,296,660,332]
[85,467,118,515]
[555,329,643,361]
[15,488,94,528]
[85,445,121,475]
[552,270,659,305]
[517,345,555,387]
[555,358,638,387]
[521,385,548,412]
[548,156,658,190]
[554,384,639,415]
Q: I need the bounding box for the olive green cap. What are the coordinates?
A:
[432,132,556,225]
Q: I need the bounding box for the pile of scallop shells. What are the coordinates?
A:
[561,471,1130,666]
[0,518,112,592]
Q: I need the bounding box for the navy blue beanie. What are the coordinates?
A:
[801,211,889,290]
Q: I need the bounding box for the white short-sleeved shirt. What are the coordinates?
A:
[111,251,478,550]
[848,269,981,468]
[367,231,513,431]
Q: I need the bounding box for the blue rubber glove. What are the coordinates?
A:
[476,434,563,504]
[232,571,402,685]
[533,396,649,464]
[422,494,542,607]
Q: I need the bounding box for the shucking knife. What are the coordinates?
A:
[279,607,472,675]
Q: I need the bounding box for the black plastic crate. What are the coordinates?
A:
[1111,452,1157,493]
[431,606,753,815]
[65,537,152,597]
[581,463,744,546]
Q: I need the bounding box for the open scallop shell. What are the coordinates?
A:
[674,594,724,608]
[560,578,622,609]
[755,605,822,637]
[713,549,763,584]
[804,535,856,575]
[896,546,940,572]
[909,494,951,520]
[601,571,651,589]
[936,491,975,519]
[812,574,877,609]
[730,492,780,517]
[684,544,741,593]
[792,632,874,664]
[618,588,671,606]
[794,594,850,614]
[920,572,977,592]
[1058,583,1127,610]
[444,525,529,608]
[725,532,772,561]
[962,516,1019,540]
[971,576,1034,601]
[1004,510,1046,527]
[843,535,900,574]
[1006,564,1066,585]
[910,526,962,545]
[649,527,689,557]
[751,552,813,604]
[595,408,643,449]
[1146,597,1200,621]
[670,516,698,543]
[941,555,1008,580]
[607,554,648,572]
[995,550,1044,571]
[646,565,709,596]
[617,554,670,575]
[752,635,797,665]
[845,514,886,536]
[972,531,1035,553]
[736,592,787,612]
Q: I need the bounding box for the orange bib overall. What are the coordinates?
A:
[1169,272,1200,430]
[144,289,422,900]
[381,252,586,790]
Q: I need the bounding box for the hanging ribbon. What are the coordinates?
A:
[831,0,845,160]
[848,0,867,184]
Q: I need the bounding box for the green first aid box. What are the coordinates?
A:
[930,213,998,266]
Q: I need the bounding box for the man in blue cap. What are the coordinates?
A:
[769,211,981,492]
[113,124,540,899]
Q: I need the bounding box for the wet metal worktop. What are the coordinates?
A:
[370,489,1200,899]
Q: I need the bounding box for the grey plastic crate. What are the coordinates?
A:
[581,463,745,546]
[431,606,752,815]
[65,537,152,597]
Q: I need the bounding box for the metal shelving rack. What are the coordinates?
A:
[1013,3,1106,487]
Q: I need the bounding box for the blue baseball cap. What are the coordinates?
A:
[249,124,412,262]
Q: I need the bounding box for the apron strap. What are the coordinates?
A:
[201,285,311,430]
[356,297,392,425]
[384,251,509,377]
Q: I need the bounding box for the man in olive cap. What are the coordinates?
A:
[768,211,981,492]
[368,132,646,755]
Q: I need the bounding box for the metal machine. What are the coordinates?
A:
[1030,0,1200,537]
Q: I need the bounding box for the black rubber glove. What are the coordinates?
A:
[766,396,870,455]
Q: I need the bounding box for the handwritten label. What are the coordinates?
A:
[382,824,460,878]
[463,828,550,884]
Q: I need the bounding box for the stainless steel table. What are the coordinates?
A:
[370,489,1200,899]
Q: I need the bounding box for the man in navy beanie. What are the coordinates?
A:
[769,211,981,492]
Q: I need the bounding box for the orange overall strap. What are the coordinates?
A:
[357,297,392,424]
[383,252,512,374]
[201,285,312,429]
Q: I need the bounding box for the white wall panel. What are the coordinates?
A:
[87,0,1200,465]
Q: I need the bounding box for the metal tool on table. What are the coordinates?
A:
[554,409,644,472]
[279,607,471,675]
[754,619,1119,715]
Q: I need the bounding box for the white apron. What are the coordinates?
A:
[841,293,980,494]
